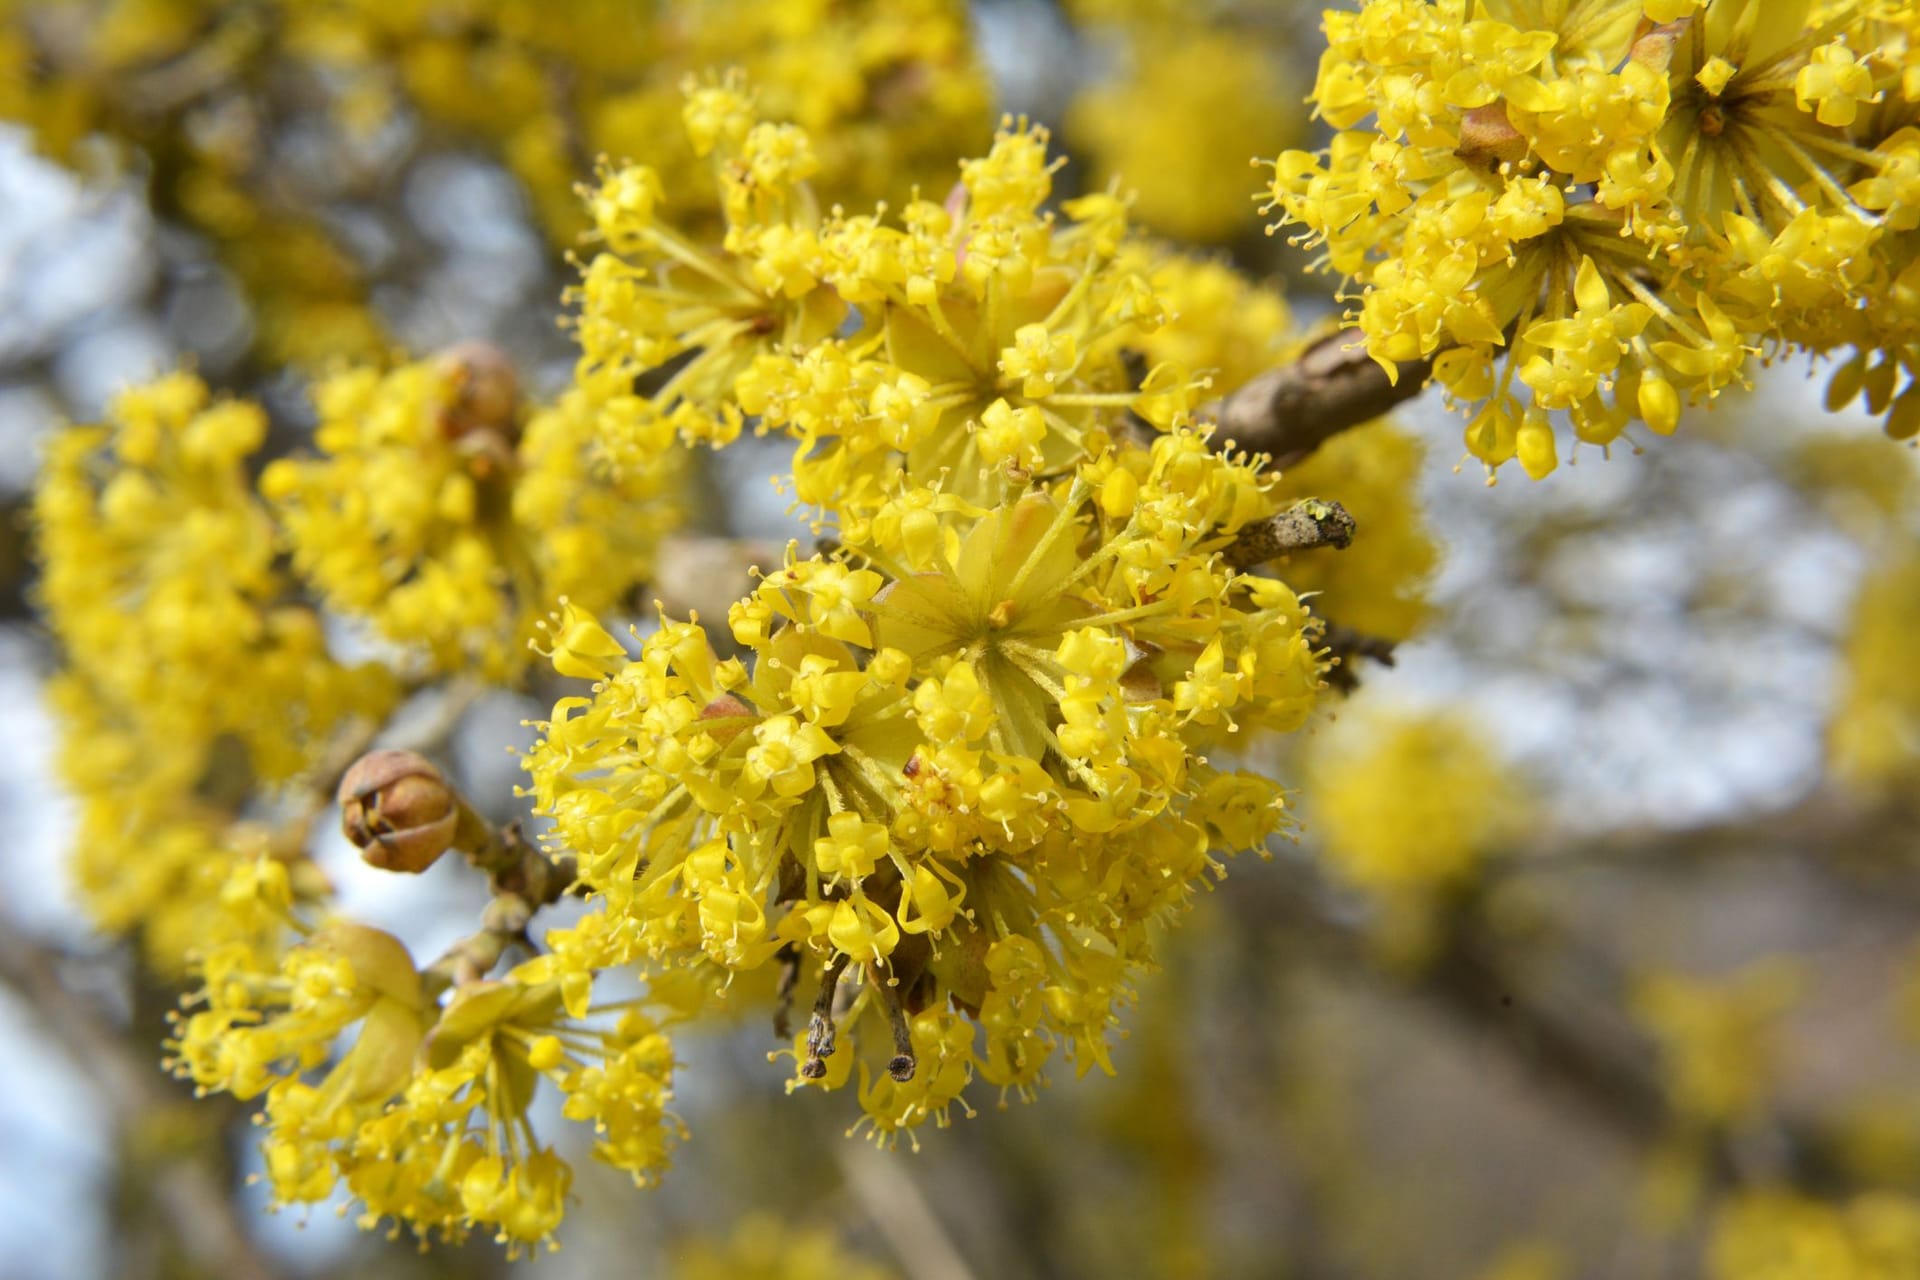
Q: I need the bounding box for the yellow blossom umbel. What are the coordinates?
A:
[575,89,1216,524]
[1263,0,1920,476]
[263,354,679,680]
[1065,14,1305,244]
[1829,547,1920,789]
[673,1214,897,1280]
[1308,708,1522,897]
[0,0,991,367]
[527,431,1328,1141]
[1634,961,1802,1128]
[32,372,396,970]
[1708,1189,1920,1279]
[168,878,684,1255]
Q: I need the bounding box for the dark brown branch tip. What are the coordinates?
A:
[806,1010,837,1061]
[1225,499,1357,569]
[805,956,849,1075]
[875,969,917,1082]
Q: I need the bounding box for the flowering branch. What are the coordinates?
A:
[1211,328,1434,468]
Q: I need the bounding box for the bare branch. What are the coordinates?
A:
[0,936,286,1280]
[1320,623,1399,693]
[1224,499,1355,569]
[835,1141,978,1280]
[1210,327,1434,468]
[1227,865,1850,1196]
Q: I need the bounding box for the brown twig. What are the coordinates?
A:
[1209,327,1434,468]
[1223,499,1355,569]
[1228,864,1849,1196]
[1320,623,1399,693]
[0,935,286,1280]
[835,1141,979,1280]
[803,953,851,1078]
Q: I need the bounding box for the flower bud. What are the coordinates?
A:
[339,749,459,874]
[433,340,520,446]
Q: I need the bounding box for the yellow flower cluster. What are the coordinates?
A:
[31,349,680,983]
[1128,248,1298,393]
[1065,11,1305,244]
[1829,548,1920,790]
[0,2,390,364]
[32,372,396,971]
[35,372,376,775]
[25,45,1458,1257]
[167,876,685,1255]
[31,353,687,1248]
[575,89,1215,522]
[1,0,988,365]
[527,433,1326,1139]
[280,0,989,245]
[1307,709,1521,896]
[264,347,679,680]
[1264,0,1920,476]
[673,1214,896,1280]
[1709,1189,1920,1279]
[1634,962,1801,1128]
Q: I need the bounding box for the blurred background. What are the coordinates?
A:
[2,3,1918,1278]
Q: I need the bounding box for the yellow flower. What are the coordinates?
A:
[1708,1190,1920,1279]
[33,374,400,966]
[579,97,1215,526]
[1065,22,1305,243]
[1829,549,1920,789]
[673,1213,896,1280]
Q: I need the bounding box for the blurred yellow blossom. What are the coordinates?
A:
[1308,708,1523,897]
[1708,1189,1920,1280]
[672,1214,895,1280]
[1634,961,1802,1128]
[1830,548,1920,790]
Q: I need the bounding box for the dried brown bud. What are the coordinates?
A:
[338,749,459,874]
[1455,103,1528,172]
[433,340,521,447]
